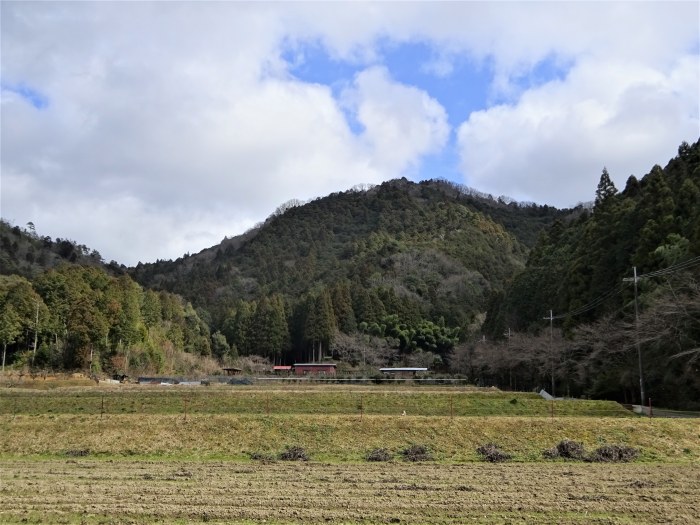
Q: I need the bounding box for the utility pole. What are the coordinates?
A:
[32,300,39,365]
[542,310,554,396]
[503,328,512,390]
[623,267,645,405]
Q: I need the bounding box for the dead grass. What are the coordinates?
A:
[1,459,698,524]
[0,413,697,462]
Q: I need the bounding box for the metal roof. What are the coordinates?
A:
[293,363,337,366]
[379,367,428,372]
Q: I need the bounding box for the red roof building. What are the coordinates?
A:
[293,363,337,376]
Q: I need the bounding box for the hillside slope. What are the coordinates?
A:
[131,178,567,330]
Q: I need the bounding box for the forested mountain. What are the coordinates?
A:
[130,178,568,363]
[477,140,700,408]
[0,178,566,377]
[131,179,567,326]
[0,219,122,278]
[1,141,697,409]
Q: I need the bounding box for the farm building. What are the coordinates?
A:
[222,367,242,376]
[273,365,293,375]
[293,363,337,376]
[379,367,428,378]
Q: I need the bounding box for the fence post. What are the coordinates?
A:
[183,396,188,421]
[450,396,454,419]
[101,394,105,419]
[550,400,554,419]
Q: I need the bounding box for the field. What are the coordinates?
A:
[1,383,699,524]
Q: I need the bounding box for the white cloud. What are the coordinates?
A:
[1,1,698,263]
[457,55,699,206]
[347,66,449,175]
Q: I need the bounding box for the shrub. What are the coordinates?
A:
[543,439,585,460]
[587,444,639,463]
[476,443,511,463]
[366,448,392,462]
[278,445,309,461]
[249,452,276,463]
[400,444,433,462]
[65,449,90,457]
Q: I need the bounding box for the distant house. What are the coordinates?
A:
[379,367,428,378]
[293,363,337,376]
[222,367,242,376]
[273,365,293,375]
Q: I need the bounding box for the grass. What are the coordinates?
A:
[1,413,697,462]
[0,384,632,417]
[1,382,697,524]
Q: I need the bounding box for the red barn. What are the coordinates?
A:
[293,363,337,376]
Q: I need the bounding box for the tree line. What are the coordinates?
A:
[481,140,700,408]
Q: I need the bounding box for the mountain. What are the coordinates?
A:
[2,141,697,408]
[479,139,700,408]
[130,178,569,331]
[0,220,119,279]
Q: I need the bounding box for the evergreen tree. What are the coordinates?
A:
[594,167,618,209]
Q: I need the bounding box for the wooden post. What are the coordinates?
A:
[101,394,104,419]
[183,397,188,422]
[450,396,454,419]
[550,400,554,419]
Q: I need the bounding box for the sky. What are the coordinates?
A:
[1,2,698,266]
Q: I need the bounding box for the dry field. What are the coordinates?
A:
[1,459,699,524]
[1,383,698,524]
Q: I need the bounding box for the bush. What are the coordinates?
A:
[366,448,392,462]
[587,444,639,463]
[543,439,585,460]
[400,444,433,462]
[476,443,511,463]
[249,452,276,463]
[278,445,309,461]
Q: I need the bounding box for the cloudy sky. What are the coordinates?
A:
[1,2,698,266]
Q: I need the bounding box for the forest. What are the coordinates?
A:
[0,140,698,408]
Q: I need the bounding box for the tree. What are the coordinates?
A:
[247,295,289,362]
[210,330,231,360]
[0,304,22,371]
[304,289,336,362]
[594,167,618,209]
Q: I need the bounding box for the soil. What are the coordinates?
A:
[1,459,698,524]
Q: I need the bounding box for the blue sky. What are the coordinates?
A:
[1,2,698,265]
[1,82,49,110]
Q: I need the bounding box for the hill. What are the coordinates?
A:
[0,219,120,279]
[478,139,700,408]
[131,178,567,332]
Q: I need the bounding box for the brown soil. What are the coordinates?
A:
[1,459,698,524]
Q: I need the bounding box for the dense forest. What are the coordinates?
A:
[1,140,698,408]
[477,140,700,408]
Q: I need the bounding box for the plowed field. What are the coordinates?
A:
[2,459,698,524]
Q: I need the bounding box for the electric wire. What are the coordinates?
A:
[636,255,700,279]
[548,255,700,321]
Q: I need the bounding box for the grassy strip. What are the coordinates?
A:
[0,386,631,417]
[1,414,697,462]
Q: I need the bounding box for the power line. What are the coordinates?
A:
[635,255,700,279]
[551,282,629,320]
[549,255,700,321]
